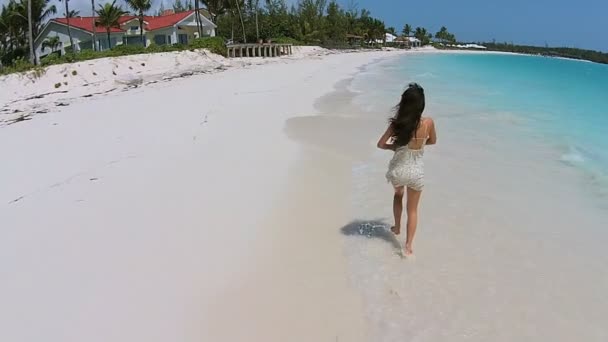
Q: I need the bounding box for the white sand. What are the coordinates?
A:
[306,53,608,341]
[0,46,333,125]
[5,45,580,342]
[0,48,411,342]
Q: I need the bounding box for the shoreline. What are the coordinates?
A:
[4,45,594,127]
[3,45,607,341]
[334,48,608,341]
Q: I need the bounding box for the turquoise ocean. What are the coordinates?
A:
[337,52,608,341]
[354,52,608,199]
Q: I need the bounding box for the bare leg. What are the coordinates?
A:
[405,187,422,255]
[391,186,405,235]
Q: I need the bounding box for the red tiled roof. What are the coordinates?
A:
[55,17,125,33]
[51,10,198,34]
[143,10,193,30]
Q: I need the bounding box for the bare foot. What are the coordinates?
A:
[404,243,414,256]
[390,225,401,235]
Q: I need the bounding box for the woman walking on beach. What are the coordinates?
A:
[377,83,437,256]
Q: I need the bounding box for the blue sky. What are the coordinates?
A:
[4,0,606,51]
[328,0,607,52]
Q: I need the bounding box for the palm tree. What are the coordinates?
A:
[27,0,34,63]
[435,26,447,43]
[253,0,260,40]
[193,0,201,37]
[125,0,151,47]
[41,35,60,53]
[96,0,127,50]
[7,0,56,51]
[2,0,55,65]
[66,9,79,17]
[59,0,74,52]
[402,23,412,37]
[0,6,9,56]
[91,0,96,50]
[2,1,20,59]
[200,0,226,23]
[233,0,245,42]
[28,0,56,39]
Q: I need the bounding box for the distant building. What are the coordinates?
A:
[34,9,216,60]
[456,43,487,49]
[405,36,422,47]
[346,34,364,45]
[385,33,397,43]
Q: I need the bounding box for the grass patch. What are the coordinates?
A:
[271,37,304,45]
[1,37,228,76]
[189,37,227,56]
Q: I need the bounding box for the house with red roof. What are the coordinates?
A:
[34,9,216,59]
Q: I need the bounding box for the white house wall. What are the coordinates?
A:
[35,22,126,60]
[177,14,216,37]
[35,22,91,57]
[35,13,218,60]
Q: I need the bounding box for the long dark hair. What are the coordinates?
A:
[390,83,426,146]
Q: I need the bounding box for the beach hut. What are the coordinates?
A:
[394,36,411,48]
[346,34,364,46]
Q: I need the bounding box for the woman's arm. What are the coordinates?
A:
[426,119,437,145]
[377,124,396,150]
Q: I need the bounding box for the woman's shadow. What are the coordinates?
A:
[340,220,403,255]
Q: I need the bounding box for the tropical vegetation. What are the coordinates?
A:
[95,0,128,50]
[434,26,455,44]
[59,0,74,52]
[41,35,60,53]
[0,0,56,66]
[482,42,608,65]
[2,0,606,75]
[125,0,152,46]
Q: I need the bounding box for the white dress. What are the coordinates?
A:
[385,120,429,191]
[386,146,425,191]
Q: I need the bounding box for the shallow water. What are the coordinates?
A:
[352,53,608,200]
[326,53,608,341]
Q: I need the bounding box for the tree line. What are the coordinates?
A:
[204,0,388,46]
[1,0,453,69]
[0,0,160,67]
[483,42,608,65]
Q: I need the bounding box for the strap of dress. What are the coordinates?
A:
[412,119,428,140]
[406,119,428,150]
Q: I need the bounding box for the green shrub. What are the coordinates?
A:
[272,37,303,45]
[40,53,62,66]
[110,44,146,56]
[54,82,61,88]
[189,37,227,56]
[74,50,105,61]
[6,58,35,74]
[171,43,187,51]
[146,43,178,53]
[145,44,163,53]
